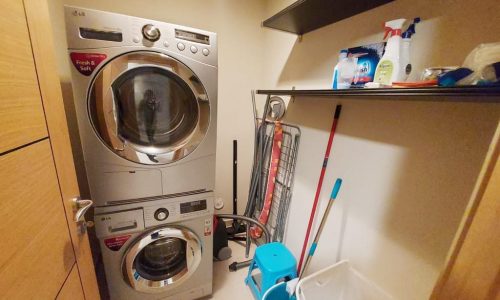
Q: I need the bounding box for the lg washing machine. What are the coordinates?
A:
[94,193,214,299]
[64,6,217,206]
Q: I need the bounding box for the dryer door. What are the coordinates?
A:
[122,226,202,293]
[88,51,210,165]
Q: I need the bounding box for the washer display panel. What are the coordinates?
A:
[123,227,202,293]
[88,51,210,165]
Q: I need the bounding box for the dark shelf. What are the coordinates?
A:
[256,86,500,102]
[263,0,394,35]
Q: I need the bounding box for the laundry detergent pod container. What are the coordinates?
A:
[296,260,393,300]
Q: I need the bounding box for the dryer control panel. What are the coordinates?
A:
[65,6,218,67]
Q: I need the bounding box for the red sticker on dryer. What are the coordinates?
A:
[104,235,131,251]
[70,52,107,76]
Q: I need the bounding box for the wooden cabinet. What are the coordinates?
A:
[0,0,47,153]
[0,141,75,299]
[0,0,99,299]
[432,123,500,299]
[57,266,86,300]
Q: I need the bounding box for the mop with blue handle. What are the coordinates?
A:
[286,178,343,296]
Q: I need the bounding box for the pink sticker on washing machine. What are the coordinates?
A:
[104,235,131,251]
[70,52,107,76]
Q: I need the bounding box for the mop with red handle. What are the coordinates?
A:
[296,104,342,275]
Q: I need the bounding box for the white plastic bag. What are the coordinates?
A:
[458,42,500,85]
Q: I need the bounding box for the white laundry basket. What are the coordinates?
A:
[296,260,393,300]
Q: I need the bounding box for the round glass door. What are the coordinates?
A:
[88,51,210,165]
[134,238,187,281]
[123,227,202,293]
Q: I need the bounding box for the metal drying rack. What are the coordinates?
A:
[254,119,300,243]
[229,92,302,271]
[232,92,301,269]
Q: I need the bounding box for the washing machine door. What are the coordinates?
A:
[122,226,202,293]
[88,51,210,165]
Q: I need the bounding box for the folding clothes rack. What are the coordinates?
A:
[254,120,300,242]
[245,93,301,243]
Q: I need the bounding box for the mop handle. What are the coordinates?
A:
[308,179,342,255]
[300,179,343,278]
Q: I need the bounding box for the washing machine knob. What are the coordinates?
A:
[142,24,161,42]
[154,208,169,221]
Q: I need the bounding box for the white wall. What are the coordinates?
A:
[262,0,500,299]
[48,0,268,214]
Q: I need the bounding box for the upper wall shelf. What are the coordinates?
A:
[256,86,500,102]
[263,0,395,35]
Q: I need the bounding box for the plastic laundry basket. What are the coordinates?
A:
[296,260,393,300]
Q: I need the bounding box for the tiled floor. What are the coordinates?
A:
[210,241,256,300]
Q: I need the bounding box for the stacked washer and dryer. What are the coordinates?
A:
[65,6,217,300]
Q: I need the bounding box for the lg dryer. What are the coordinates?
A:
[64,6,217,206]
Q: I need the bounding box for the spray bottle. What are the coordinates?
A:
[373,18,407,85]
[400,18,421,81]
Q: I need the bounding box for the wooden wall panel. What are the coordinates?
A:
[57,264,85,300]
[0,140,75,299]
[24,0,99,299]
[24,0,100,298]
[0,0,47,153]
[432,123,500,299]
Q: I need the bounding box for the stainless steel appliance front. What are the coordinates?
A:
[65,6,217,206]
[95,193,214,299]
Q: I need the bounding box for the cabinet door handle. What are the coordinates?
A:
[71,197,93,223]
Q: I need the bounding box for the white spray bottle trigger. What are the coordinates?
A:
[383,18,407,39]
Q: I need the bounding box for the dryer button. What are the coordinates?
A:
[133,36,140,43]
[202,48,210,56]
[190,45,198,53]
[177,42,185,51]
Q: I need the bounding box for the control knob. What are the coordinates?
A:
[142,24,161,42]
[154,208,169,221]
